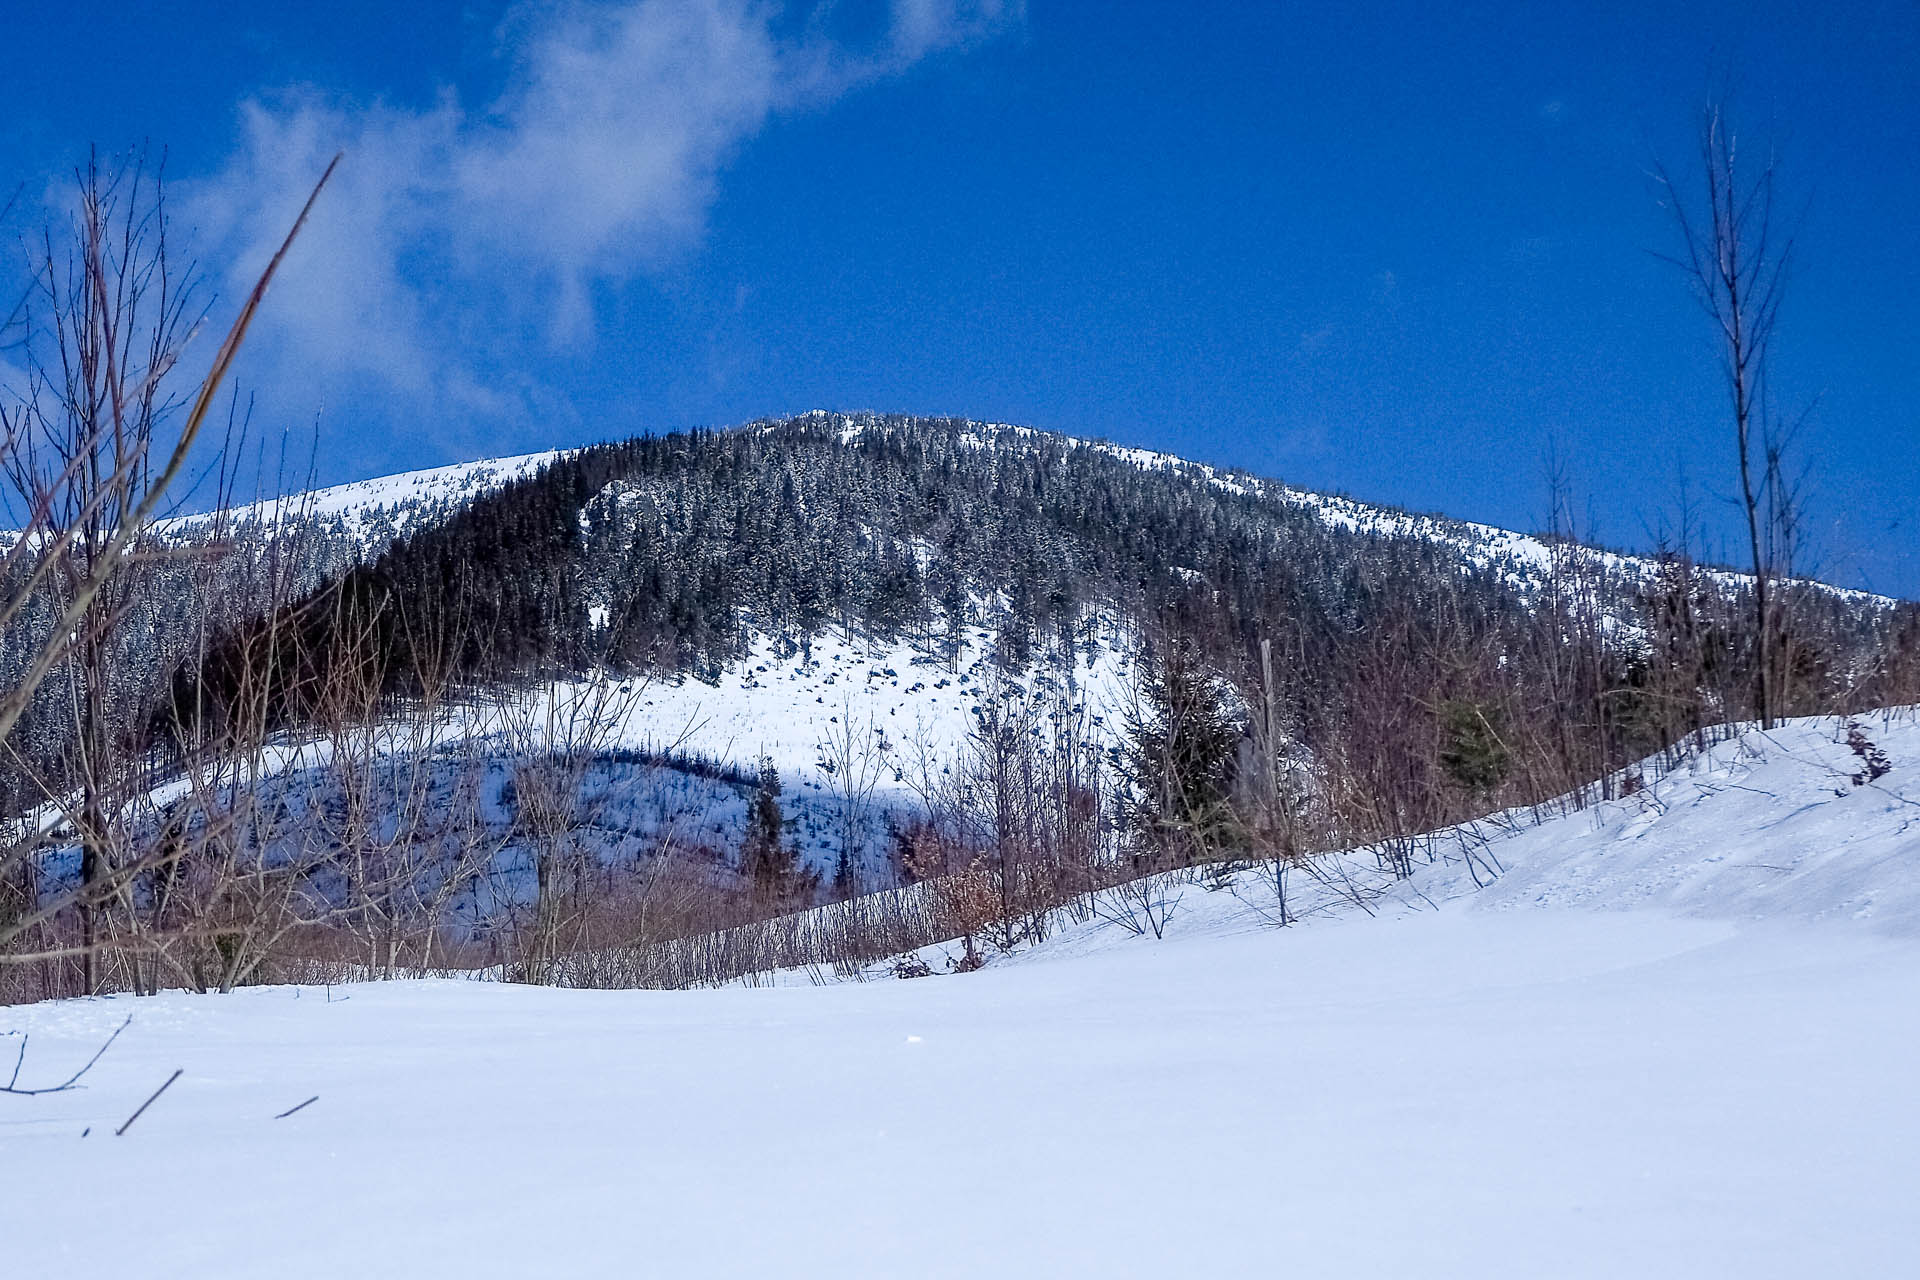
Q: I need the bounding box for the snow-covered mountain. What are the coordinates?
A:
[196,406,1898,780]
[162,412,1884,609]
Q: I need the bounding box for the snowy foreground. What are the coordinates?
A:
[6,714,1920,1278]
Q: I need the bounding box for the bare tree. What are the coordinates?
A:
[292,585,504,980]
[814,696,888,898]
[1653,97,1800,728]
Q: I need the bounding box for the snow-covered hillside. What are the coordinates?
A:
[17,619,1129,918]
[732,708,1920,987]
[808,409,1888,607]
[155,449,564,552]
[582,621,1134,873]
[601,625,1130,783]
[5,713,1918,1278]
[1242,709,1920,937]
[129,410,1892,616]
[2,452,559,566]
[1454,714,1920,928]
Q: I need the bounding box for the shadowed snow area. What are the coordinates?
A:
[5,712,1919,1278]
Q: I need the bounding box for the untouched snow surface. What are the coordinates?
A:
[5,712,1919,1278]
[1454,716,1920,930]
[5,916,1917,1277]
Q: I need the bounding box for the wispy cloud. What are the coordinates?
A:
[185,0,1019,425]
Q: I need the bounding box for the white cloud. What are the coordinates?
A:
[184,0,1019,423]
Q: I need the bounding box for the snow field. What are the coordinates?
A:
[4,711,1919,1277]
[3,910,1916,1278]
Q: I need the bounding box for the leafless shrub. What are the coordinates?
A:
[0,151,337,993]
[492,667,663,983]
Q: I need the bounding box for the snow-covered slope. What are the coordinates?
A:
[17,619,1128,909]
[155,449,564,550]
[3,452,560,561]
[1455,715,1920,928]
[6,716,1919,1278]
[385,622,1131,883]
[598,626,1127,782]
[693,709,1919,996]
[871,710,1920,979]
[592,622,1132,864]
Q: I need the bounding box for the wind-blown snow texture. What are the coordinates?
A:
[5,713,1918,1278]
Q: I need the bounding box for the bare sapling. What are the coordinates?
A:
[1653,95,1803,729]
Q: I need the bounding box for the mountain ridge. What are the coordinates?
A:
[217,408,1893,610]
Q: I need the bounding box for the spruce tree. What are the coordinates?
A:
[1124,635,1242,866]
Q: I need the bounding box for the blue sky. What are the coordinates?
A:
[4,0,1917,596]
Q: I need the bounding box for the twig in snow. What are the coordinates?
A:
[274,1095,319,1120]
[116,1069,182,1136]
[2,1015,131,1096]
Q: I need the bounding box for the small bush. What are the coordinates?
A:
[1846,722,1892,786]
